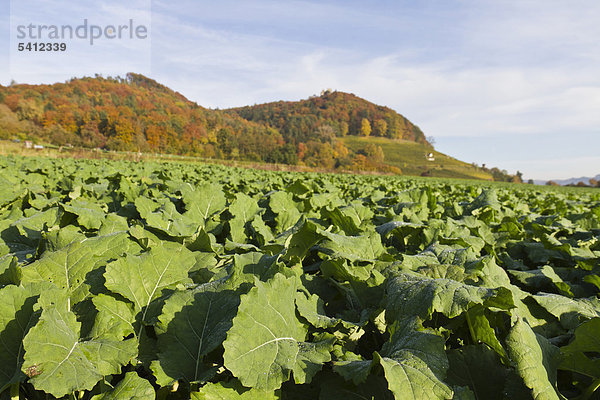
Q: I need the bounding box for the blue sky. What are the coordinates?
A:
[1,0,599,180]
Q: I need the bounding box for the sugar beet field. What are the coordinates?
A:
[1,155,599,399]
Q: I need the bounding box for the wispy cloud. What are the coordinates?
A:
[6,0,151,81]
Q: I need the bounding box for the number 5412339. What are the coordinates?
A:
[17,42,67,51]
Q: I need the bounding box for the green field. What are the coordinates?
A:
[0,154,599,399]
[342,136,493,180]
[1,137,499,181]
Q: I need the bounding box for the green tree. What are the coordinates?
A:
[339,121,349,136]
[514,171,523,183]
[373,119,387,137]
[385,116,401,138]
[362,143,385,162]
[359,118,371,137]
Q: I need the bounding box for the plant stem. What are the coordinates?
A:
[577,377,600,400]
[10,384,19,400]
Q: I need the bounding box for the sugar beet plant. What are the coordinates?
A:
[0,155,599,399]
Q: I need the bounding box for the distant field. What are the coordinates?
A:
[0,138,490,180]
[341,136,493,180]
[0,140,339,175]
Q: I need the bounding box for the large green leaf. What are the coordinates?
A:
[446,345,508,400]
[375,352,453,400]
[63,199,107,230]
[333,318,452,399]
[21,232,136,310]
[386,274,514,321]
[531,293,600,329]
[135,196,197,237]
[251,216,275,246]
[90,372,155,400]
[295,291,339,329]
[191,381,279,399]
[465,305,508,361]
[319,231,384,262]
[322,201,373,236]
[320,258,373,282]
[559,318,600,379]
[181,183,227,225]
[0,254,21,285]
[321,207,361,236]
[0,285,40,393]
[22,300,136,398]
[509,266,573,297]
[380,318,449,380]
[0,184,25,208]
[228,193,260,243]
[376,318,452,399]
[269,191,301,232]
[104,243,195,325]
[280,218,325,263]
[11,206,61,240]
[90,294,136,341]
[1,207,60,261]
[223,274,324,390]
[97,214,130,236]
[505,318,560,400]
[154,286,240,384]
[227,252,280,288]
[292,339,335,385]
[463,189,500,216]
[332,358,373,386]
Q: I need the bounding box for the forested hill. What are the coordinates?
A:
[0,73,513,179]
[0,73,282,160]
[227,90,428,144]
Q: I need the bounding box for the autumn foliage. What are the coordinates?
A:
[0,74,426,172]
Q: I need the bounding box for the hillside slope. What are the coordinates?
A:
[227,90,494,180]
[228,90,428,143]
[0,74,501,180]
[341,136,492,180]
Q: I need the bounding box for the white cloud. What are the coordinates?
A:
[148,1,600,180]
